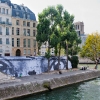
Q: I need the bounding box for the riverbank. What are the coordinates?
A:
[0,69,100,100]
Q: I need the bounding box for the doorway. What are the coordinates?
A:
[16,49,21,56]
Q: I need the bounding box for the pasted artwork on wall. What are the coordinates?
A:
[0,56,72,77]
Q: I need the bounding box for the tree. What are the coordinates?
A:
[36,6,58,71]
[68,37,81,56]
[61,14,78,69]
[37,4,79,71]
[80,32,100,64]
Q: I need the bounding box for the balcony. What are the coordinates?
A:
[0,21,12,26]
[6,22,12,26]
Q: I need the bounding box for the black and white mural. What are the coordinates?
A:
[0,56,72,77]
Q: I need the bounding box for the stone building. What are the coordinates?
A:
[11,4,37,56]
[0,0,37,56]
[74,21,87,48]
[0,0,12,56]
[74,21,84,36]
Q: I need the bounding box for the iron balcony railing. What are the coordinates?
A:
[0,21,12,25]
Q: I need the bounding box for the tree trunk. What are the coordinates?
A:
[58,43,61,71]
[48,58,50,72]
[48,43,50,72]
[95,59,98,69]
[66,42,68,70]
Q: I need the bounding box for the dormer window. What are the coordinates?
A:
[23,13,26,18]
[14,5,17,9]
[21,6,23,10]
[16,12,19,16]
[27,14,30,19]
[25,7,27,12]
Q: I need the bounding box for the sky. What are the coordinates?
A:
[11,0,100,34]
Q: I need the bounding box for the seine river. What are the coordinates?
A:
[15,78,100,100]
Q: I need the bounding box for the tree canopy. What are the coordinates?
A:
[36,4,80,70]
[80,32,100,61]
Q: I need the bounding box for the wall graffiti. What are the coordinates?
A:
[0,56,72,77]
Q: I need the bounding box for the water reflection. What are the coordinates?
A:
[15,78,100,100]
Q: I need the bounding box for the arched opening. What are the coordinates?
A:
[16,49,21,56]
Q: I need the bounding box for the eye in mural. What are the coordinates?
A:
[0,56,72,77]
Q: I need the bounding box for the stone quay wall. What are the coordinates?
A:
[0,70,100,100]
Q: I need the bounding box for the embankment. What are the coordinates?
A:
[0,70,100,100]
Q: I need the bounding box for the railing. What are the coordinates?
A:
[0,21,12,26]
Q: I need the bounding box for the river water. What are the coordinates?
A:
[15,78,100,100]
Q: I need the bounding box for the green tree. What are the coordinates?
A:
[37,4,80,71]
[68,37,81,56]
[61,14,78,69]
[36,6,58,71]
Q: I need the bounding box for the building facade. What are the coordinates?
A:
[0,0,12,56]
[11,4,37,56]
[0,0,37,56]
[74,21,87,48]
[74,21,84,36]
[40,42,55,56]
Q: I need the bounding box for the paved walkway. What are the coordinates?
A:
[0,68,96,88]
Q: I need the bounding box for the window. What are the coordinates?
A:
[0,8,1,13]
[27,14,30,19]
[23,39,26,47]
[23,13,26,18]
[16,12,19,16]
[0,27,2,35]
[2,8,5,14]
[6,9,8,14]
[23,21,26,26]
[78,31,80,36]
[24,49,26,55]
[23,29,26,36]
[25,7,27,12]
[0,38,2,44]
[6,38,9,44]
[27,22,30,27]
[6,18,9,24]
[21,6,23,10]
[33,30,36,36]
[0,49,2,53]
[12,27,14,35]
[0,17,2,22]
[28,49,31,55]
[33,39,36,47]
[12,38,14,47]
[28,39,30,47]
[6,27,9,35]
[78,25,79,29]
[33,23,36,27]
[16,28,20,35]
[27,29,30,36]
[17,38,20,47]
[76,25,77,29]
[16,20,19,25]
[14,5,17,9]
[34,49,36,56]
[81,25,82,31]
